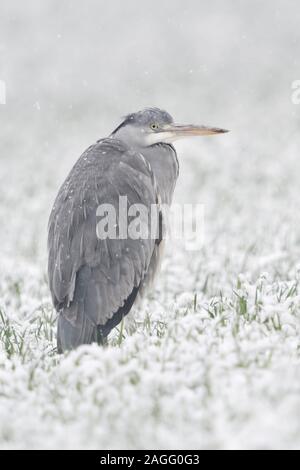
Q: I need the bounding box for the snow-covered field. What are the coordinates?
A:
[1,0,300,449]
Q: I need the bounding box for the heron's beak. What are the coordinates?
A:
[161,123,229,142]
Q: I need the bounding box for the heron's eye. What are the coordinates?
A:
[150,123,159,131]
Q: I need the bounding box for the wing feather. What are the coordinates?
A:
[48,138,159,329]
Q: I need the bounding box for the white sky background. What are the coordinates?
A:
[1,1,299,132]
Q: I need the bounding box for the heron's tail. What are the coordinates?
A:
[56,266,140,353]
[56,266,101,353]
[57,310,98,354]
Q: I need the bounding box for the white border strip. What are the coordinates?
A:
[0,80,6,104]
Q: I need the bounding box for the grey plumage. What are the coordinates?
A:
[48,108,228,352]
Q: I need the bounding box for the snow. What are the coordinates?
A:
[0,0,300,450]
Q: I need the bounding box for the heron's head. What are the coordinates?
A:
[111,107,228,148]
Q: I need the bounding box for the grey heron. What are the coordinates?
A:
[48,108,228,352]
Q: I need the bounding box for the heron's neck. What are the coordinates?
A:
[141,143,179,205]
[110,132,179,205]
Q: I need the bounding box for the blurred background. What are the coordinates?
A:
[0,0,299,274]
[1,0,300,450]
